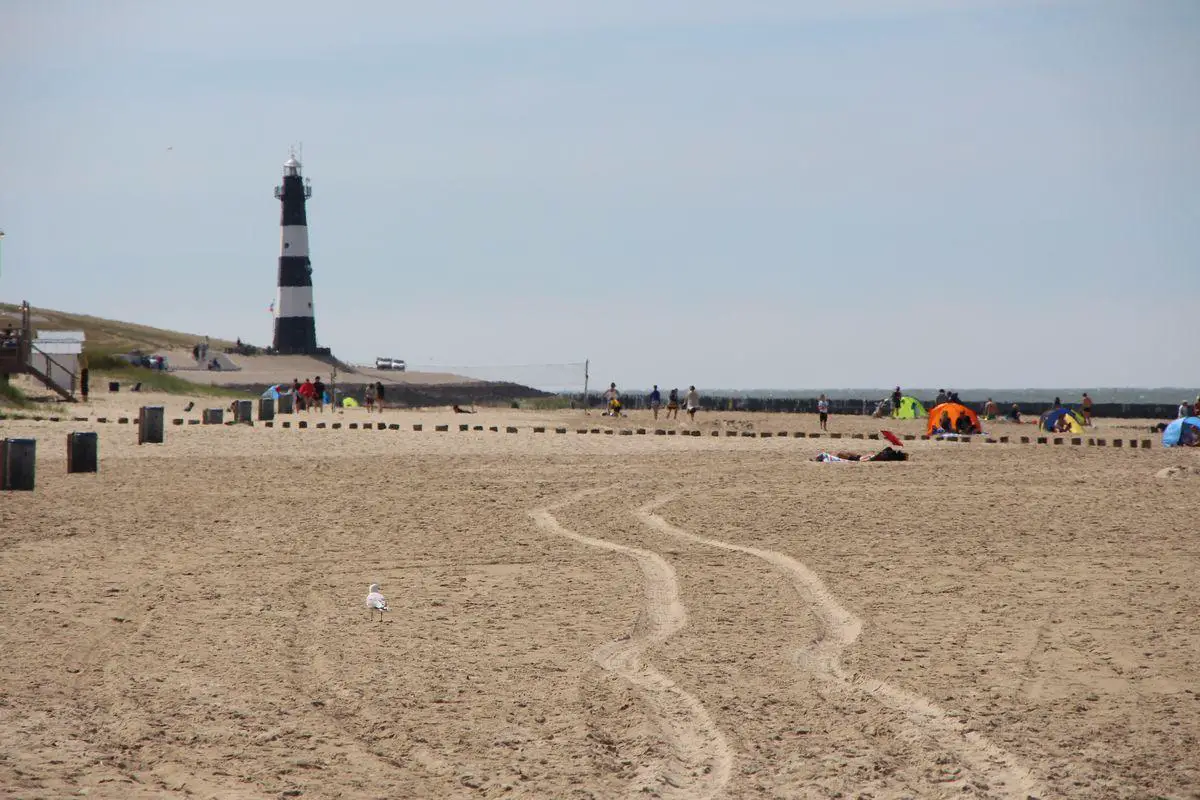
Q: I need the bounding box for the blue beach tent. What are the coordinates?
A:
[1040,407,1085,433]
[1163,417,1200,447]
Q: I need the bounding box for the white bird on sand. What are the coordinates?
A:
[365,583,390,622]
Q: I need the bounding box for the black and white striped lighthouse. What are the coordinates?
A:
[272,155,318,354]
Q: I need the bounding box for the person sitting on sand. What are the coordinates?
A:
[955,413,974,435]
[1007,404,1022,423]
[938,411,952,433]
[983,398,998,420]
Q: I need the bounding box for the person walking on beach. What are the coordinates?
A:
[982,397,998,419]
[313,376,326,412]
[375,381,386,412]
[666,388,680,419]
[298,378,316,411]
[1082,392,1094,426]
[685,386,700,421]
[649,385,662,419]
[817,394,830,431]
[891,386,902,417]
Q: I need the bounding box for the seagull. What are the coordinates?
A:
[365,583,390,622]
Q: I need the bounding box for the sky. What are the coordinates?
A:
[1,0,1197,390]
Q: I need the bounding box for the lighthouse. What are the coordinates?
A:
[272,155,319,354]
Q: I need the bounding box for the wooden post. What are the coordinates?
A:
[138,405,165,444]
[1,438,36,491]
[67,432,98,474]
[258,397,275,421]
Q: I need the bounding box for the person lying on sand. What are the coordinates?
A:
[815,446,908,462]
[452,404,475,414]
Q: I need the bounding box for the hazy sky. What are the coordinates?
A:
[1,0,1197,389]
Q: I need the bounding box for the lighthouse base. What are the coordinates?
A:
[273,317,321,355]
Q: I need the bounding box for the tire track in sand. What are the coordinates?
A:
[529,494,733,799]
[636,496,1046,800]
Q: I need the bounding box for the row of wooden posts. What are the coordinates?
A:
[1,411,1157,492]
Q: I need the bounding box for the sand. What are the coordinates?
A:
[1,391,1198,799]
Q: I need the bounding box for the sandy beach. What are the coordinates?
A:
[1,390,1198,799]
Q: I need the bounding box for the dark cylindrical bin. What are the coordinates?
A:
[1,438,37,490]
[138,405,165,444]
[277,393,295,414]
[203,408,224,425]
[234,400,253,423]
[258,397,275,421]
[108,381,120,392]
[67,432,98,473]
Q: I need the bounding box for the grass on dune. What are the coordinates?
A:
[94,366,255,398]
[0,380,32,408]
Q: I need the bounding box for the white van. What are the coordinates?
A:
[375,357,406,371]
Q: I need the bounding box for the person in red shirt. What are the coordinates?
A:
[298,378,317,412]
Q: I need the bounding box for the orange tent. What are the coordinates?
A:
[926,402,981,435]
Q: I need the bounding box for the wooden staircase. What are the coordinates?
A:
[0,302,77,401]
